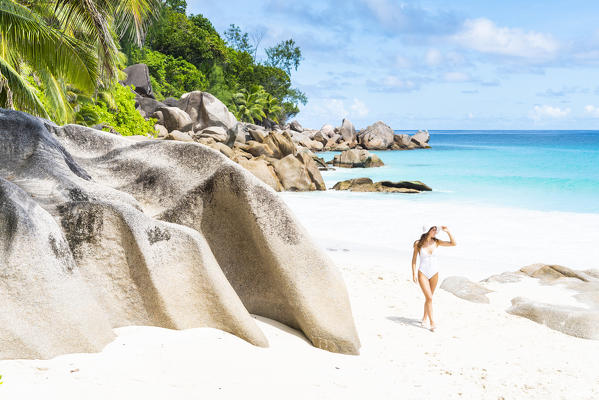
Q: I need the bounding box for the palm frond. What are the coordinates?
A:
[0,0,99,91]
[38,67,73,124]
[54,0,118,80]
[114,0,161,46]
[0,55,48,117]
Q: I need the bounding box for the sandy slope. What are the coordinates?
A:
[1,196,598,399]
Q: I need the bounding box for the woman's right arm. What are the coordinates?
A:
[411,241,419,283]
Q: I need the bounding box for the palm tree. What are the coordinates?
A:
[230,85,268,124]
[0,0,160,122]
[263,93,282,124]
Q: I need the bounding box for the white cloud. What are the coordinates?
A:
[381,76,418,91]
[395,55,412,69]
[443,71,471,82]
[529,105,571,121]
[350,98,369,117]
[468,112,474,119]
[453,18,559,60]
[425,48,443,66]
[584,105,599,117]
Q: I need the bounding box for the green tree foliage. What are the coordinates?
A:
[163,0,186,14]
[265,39,302,75]
[129,48,206,100]
[75,84,156,136]
[224,24,252,54]
[146,9,227,70]
[142,7,307,123]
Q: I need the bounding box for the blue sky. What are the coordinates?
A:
[189,0,599,130]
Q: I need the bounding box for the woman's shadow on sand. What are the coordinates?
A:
[386,316,429,330]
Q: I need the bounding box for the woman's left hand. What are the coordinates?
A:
[441,226,449,232]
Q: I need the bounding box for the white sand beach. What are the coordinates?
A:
[1,195,598,399]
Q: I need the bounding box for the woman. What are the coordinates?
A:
[411,225,456,331]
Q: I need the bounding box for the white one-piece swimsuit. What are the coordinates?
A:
[418,244,439,279]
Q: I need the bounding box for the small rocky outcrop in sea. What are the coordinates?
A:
[0,109,361,359]
[330,149,384,168]
[442,264,599,340]
[332,178,432,193]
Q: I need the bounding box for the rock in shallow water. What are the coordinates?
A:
[331,149,383,168]
[332,178,432,193]
[0,109,360,359]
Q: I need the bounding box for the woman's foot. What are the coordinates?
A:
[420,319,429,329]
[429,323,437,332]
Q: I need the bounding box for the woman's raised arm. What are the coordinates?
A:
[437,226,456,247]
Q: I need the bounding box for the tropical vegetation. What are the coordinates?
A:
[0,0,306,134]
[127,0,306,124]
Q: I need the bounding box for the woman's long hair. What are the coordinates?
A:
[416,227,438,251]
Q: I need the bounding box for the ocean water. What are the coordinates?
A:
[317,130,599,214]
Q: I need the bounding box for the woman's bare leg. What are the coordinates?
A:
[418,271,435,328]
[429,273,439,294]
[428,273,439,330]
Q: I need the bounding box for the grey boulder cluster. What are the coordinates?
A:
[0,109,360,359]
[442,264,599,340]
[285,119,430,152]
[134,91,326,192]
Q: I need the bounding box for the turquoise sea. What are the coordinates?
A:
[318,130,599,214]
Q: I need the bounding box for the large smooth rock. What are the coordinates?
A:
[508,297,599,340]
[154,124,168,138]
[241,141,275,158]
[324,133,342,150]
[339,118,356,144]
[122,64,154,98]
[332,177,375,191]
[312,130,329,145]
[237,158,282,191]
[207,141,235,159]
[263,131,296,159]
[248,128,266,143]
[182,92,237,137]
[332,178,431,193]
[136,97,165,117]
[298,152,326,191]
[156,106,193,133]
[520,264,591,282]
[358,121,394,150]
[194,126,229,143]
[440,276,493,303]
[376,180,432,192]
[320,124,335,138]
[272,154,318,191]
[331,149,384,168]
[0,109,360,358]
[164,130,193,142]
[289,120,303,132]
[411,130,430,147]
[393,134,412,148]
